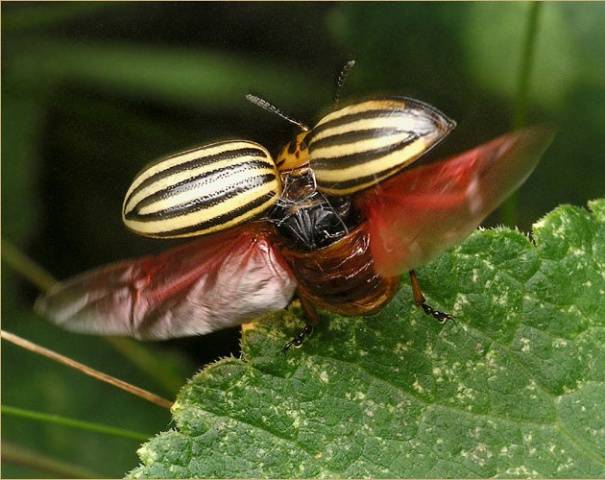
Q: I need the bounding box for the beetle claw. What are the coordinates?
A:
[421,303,454,324]
[282,324,314,353]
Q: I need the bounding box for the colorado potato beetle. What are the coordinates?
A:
[36,64,553,349]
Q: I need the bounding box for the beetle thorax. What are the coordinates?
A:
[276,131,312,172]
[269,166,361,252]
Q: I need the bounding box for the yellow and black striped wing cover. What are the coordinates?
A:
[309,98,455,196]
[123,140,281,238]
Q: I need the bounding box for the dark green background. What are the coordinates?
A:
[2,2,604,478]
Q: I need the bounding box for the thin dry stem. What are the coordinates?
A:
[1,330,173,409]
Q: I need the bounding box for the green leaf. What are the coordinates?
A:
[130,199,605,478]
[2,3,113,33]
[6,39,326,112]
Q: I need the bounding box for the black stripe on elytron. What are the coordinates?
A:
[125,173,277,222]
[161,140,244,162]
[312,135,419,171]
[150,192,277,237]
[124,147,268,207]
[125,159,275,213]
[311,106,408,138]
[129,143,238,180]
[299,131,312,151]
[317,162,406,192]
[309,127,410,152]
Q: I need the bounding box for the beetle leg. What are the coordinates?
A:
[409,270,453,324]
[283,295,319,352]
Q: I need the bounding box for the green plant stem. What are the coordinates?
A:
[513,2,542,129]
[501,1,542,226]
[1,441,99,478]
[1,236,184,395]
[2,405,150,442]
[1,238,57,292]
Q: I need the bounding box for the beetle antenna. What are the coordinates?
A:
[245,94,309,131]
[334,59,356,106]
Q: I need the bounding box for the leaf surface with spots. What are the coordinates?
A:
[131,200,605,478]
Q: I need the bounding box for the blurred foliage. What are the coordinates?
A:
[2,2,604,478]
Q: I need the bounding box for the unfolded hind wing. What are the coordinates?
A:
[36,224,297,340]
[356,127,554,278]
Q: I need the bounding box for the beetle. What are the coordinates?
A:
[35,64,553,350]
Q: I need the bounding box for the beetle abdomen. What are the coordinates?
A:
[279,224,400,316]
[123,140,281,238]
[309,98,455,196]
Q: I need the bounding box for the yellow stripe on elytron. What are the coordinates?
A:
[310,131,413,160]
[314,100,407,127]
[124,157,274,214]
[124,181,280,235]
[310,116,413,144]
[126,195,279,239]
[314,138,428,183]
[137,166,277,215]
[126,141,270,196]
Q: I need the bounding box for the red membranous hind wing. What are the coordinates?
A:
[356,127,554,278]
[36,224,297,340]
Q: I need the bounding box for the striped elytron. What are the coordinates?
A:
[123,140,280,238]
[308,98,454,195]
[37,91,552,346]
